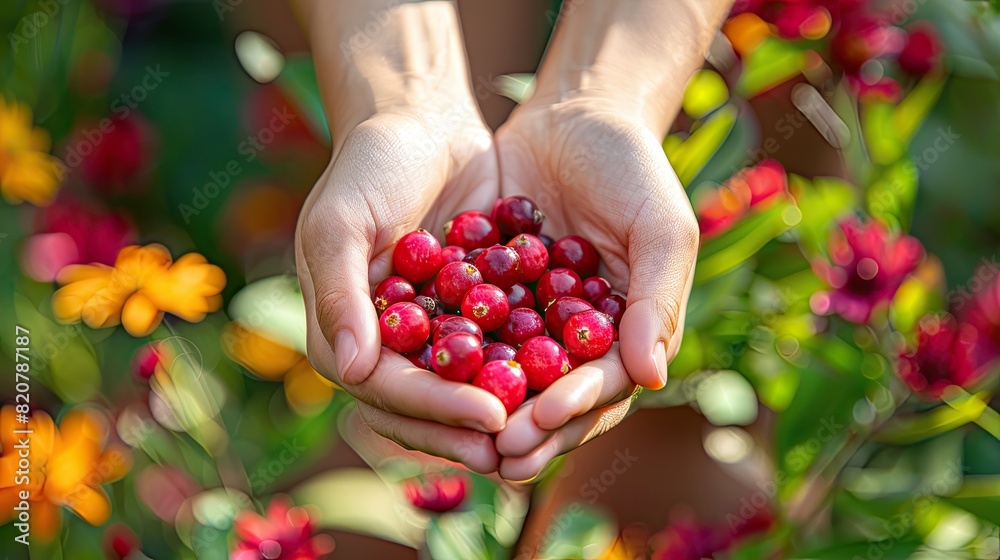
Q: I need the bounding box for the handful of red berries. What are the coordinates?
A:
[376,196,625,415]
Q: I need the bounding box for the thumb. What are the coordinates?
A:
[618,192,699,390]
[301,221,382,386]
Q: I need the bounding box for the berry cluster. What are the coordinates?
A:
[377,196,624,414]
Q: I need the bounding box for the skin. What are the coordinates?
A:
[290,0,734,480]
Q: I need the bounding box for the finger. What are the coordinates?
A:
[495,399,550,458]
[618,167,699,389]
[346,403,500,474]
[498,395,637,483]
[530,346,634,431]
[305,311,507,432]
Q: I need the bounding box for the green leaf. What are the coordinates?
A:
[666,103,739,186]
[696,200,800,284]
[682,69,729,119]
[534,505,616,560]
[863,102,905,166]
[875,392,992,445]
[696,370,759,426]
[892,73,948,147]
[735,37,808,97]
[789,174,858,257]
[797,539,922,559]
[686,264,753,329]
[943,496,1000,526]
[494,73,536,104]
[426,511,508,560]
[276,55,331,145]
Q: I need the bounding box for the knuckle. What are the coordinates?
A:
[656,295,683,337]
[314,288,349,335]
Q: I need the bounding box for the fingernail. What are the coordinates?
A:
[654,341,668,388]
[334,330,360,384]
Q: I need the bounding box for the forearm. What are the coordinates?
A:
[290,0,476,148]
[532,0,733,137]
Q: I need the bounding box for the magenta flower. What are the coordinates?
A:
[403,471,469,513]
[20,195,135,281]
[958,273,1000,366]
[76,114,151,194]
[231,496,334,560]
[896,314,982,399]
[898,25,943,77]
[811,218,923,323]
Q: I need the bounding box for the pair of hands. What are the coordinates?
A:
[295,94,698,482]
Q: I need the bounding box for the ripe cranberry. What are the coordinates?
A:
[420,279,438,299]
[516,336,572,391]
[483,342,518,363]
[461,284,511,332]
[435,262,483,309]
[392,229,443,283]
[373,276,416,315]
[473,360,527,415]
[379,302,430,354]
[431,333,484,382]
[594,294,626,335]
[581,276,613,303]
[403,472,469,513]
[506,234,549,282]
[481,335,495,346]
[505,283,537,310]
[444,211,500,250]
[535,268,584,310]
[493,196,545,237]
[429,314,456,337]
[405,344,433,369]
[497,308,545,347]
[413,295,438,316]
[544,297,594,342]
[550,235,599,278]
[440,245,468,264]
[568,354,585,369]
[433,316,484,343]
[463,247,485,264]
[474,245,522,289]
[563,310,614,361]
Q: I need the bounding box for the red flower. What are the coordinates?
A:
[102,523,140,560]
[651,508,773,560]
[403,472,469,513]
[811,218,923,323]
[849,76,903,104]
[830,14,905,75]
[132,342,164,382]
[898,25,943,77]
[232,496,334,560]
[896,314,982,399]
[958,272,1000,365]
[20,195,135,281]
[75,114,152,194]
[697,159,788,239]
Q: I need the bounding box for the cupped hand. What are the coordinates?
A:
[493,98,699,480]
[295,105,506,473]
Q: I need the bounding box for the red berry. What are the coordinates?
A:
[379,302,430,353]
[405,344,433,369]
[544,297,594,342]
[435,262,484,309]
[373,276,416,315]
[581,277,612,303]
[392,229,443,283]
[431,333,484,382]
[474,245,522,289]
[444,211,500,250]
[493,196,545,236]
[539,234,555,249]
[429,314,456,337]
[483,342,518,363]
[461,284,511,332]
[440,245,468,264]
[497,308,545,347]
[594,294,625,331]
[433,316,484,344]
[403,472,469,513]
[473,360,527,414]
[413,295,438,316]
[563,310,614,361]
[419,279,438,299]
[505,283,537,310]
[506,234,549,282]
[535,268,584,310]
[463,248,485,264]
[516,336,572,391]
[550,235,599,278]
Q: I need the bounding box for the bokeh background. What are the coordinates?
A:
[1,0,999,558]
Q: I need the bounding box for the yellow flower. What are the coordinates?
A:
[0,406,131,542]
[52,244,226,336]
[223,323,337,415]
[0,97,63,205]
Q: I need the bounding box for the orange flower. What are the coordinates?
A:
[52,244,226,336]
[0,97,63,205]
[223,323,337,415]
[0,406,131,542]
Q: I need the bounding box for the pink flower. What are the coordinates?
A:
[696,159,788,239]
[898,25,943,77]
[403,472,469,513]
[132,342,164,382]
[651,509,773,560]
[830,14,906,75]
[958,272,1000,365]
[102,523,140,560]
[896,314,982,399]
[811,218,923,323]
[849,76,903,104]
[232,496,334,560]
[20,195,135,281]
